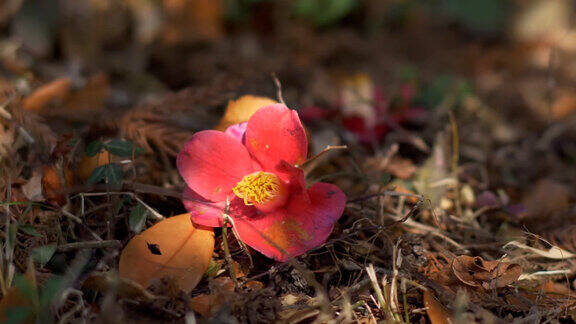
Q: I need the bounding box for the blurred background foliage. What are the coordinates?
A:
[1,0,576,124]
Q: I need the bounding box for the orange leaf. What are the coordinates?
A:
[23,78,72,112]
[76,151,111,181]
[119,214,214,292]
[423,290,452,324]
[64,73,109,112]
[215,95,277,131]
[163,0,224,44]
[42,164,73,206]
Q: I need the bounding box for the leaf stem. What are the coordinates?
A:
[221,199,238,289]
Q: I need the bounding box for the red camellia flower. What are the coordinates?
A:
[177,104,346,261]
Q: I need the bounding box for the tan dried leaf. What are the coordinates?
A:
[119,214,214,292]
[423,290,453,324]
[451,255,522,289]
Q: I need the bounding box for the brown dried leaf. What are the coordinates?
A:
[11,107,58,150]
[118,83,236,156]
[63,73,109,112]
[190,277,237,318]
[163,0,224,44]
[423,290,452,324]
[451,255,522,290]
[119,214,214,293]
[41,164,73,206]
[385,156,418,180]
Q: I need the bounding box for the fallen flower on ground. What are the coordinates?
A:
[177,104,346,261]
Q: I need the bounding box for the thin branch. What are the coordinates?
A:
[57,240,121,252]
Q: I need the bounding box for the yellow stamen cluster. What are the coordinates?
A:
[233,172,281,205]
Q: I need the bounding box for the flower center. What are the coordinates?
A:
[233,172,288,211]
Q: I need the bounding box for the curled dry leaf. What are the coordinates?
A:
[42,164,73,205]
[451,255,522,290]
[215,95,277,131]
[23,78,72,112]
[423,290,452,324]
[119,213,214,293]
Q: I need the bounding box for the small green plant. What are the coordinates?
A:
[293,0,358,27]
[85,139,143,188]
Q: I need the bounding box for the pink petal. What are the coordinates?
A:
[245,104,308,174]
[177,130,258,201]
[234,182,346,261]
[224,122,248,142]
[276,161,309,203]
[183,187,257,227]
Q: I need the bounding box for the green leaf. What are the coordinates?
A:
[18,224,42,238]
[381,173,391,185]
[5,306,31,324]
[113,196,130,216]
[105,163,123,189]
[440,0,508,34]
[87,165,107,185]
[85,140,103,157]
[39,276,65,307]
[7,223,18,251]
[31,244,57,268]
[294,0,358,27]
[129,204,148,233]
[13,275,36,302]
[105,139,143,157]
[204,259,221,277]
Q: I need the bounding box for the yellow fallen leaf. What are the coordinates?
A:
[23,78,72,112]
[423,290,452,324]
[215,95,277,131]
[119,214,214,292]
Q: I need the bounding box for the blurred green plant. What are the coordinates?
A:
[5,274,65,324]
[293,0,358,27]
[431,0,510,35]
[416,75,473,108]
[225,0,270,21]
[86,139,143,188]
